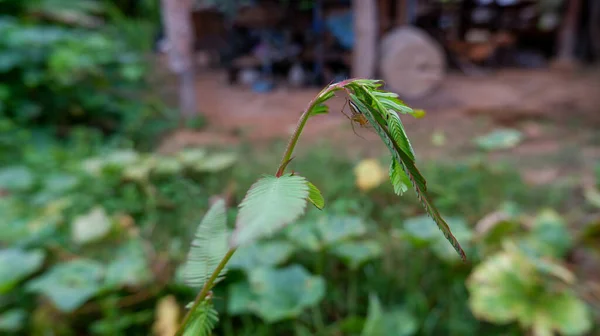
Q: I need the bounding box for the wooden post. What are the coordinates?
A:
[160,0,197,120]
[554,0,582,68]
[352,0,378,78]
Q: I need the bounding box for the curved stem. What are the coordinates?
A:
[174,247,237,336]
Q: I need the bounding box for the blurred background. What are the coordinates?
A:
[1,0,600,335]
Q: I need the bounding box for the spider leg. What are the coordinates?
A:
[340,99,352,120]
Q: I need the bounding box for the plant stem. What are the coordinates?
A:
[275,80,353,177]
[174,247,237,336]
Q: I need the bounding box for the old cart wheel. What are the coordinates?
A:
[379,26,446,99]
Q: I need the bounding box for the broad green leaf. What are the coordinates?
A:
[306,181,325,210]
[192,152,237,173]
[362,294,417,336]
[247,265,325,323]
[467,243,591,335]
[475,128,523,151]
[228,240,295,272]
[0,309,26,332]
[227,280,255,315]
[527,209,572,258]
[183,199,229,288]
[0,248,45,294]
[286,215,367,251]
[183,300,219,336]
[0,165,34,191]
[43,173,79,193]
[26,259,105,312]
[71,206,112,244]
[231,175,309,247]
[389,160,410,195]
[331,240,383,270]
[105,238,153,287]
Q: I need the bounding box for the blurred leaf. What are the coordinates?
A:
[431,130,446,146]
[0,165,34,191]
[0,309,26,332]
[152,295,180,336]
[231,175,309,247]
[330,240,382,270]
[474,128,523,151]
[0,248,45,294]
[43,173,79,193]
[193,152,237,173]
[362,294,417,336]
[71,206,112,244]
[246,265,325,323]
[228,240,295,272]
[176,149,207,166]
[227,280,255,315]
[467,242,591,335]
[306,181,325,210]
[26,259,105,312]
[583,184,600,208]
[183,199,229,288]
[105,238,152,287]
[354,159,386,192]
[286,215,367,251]
[154,156,184,175]
[528,209,572,258]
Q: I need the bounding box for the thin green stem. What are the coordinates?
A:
[174,247,237,336]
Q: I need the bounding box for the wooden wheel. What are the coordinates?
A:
[379,26,446,99]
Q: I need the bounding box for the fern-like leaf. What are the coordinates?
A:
[387,110,415,161]
[389,160,410,195]
[182,300,219,336]
[306,180,325,210]
[230,174,309,247]
[183,199,229,288]
[347,91,467,261]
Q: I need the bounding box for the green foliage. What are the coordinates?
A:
[183,300,219,336]
[362,294,417,336]
[183,199,230,288]
[468,242,592,336]
[230,175,310,247]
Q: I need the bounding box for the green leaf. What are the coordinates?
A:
[387,110,415,161]
[0,165,34,191]
[330,240,383,270]
[527,209,572,258]
[475,128,523,151]
[227,280,255,315]
[183,300,219,336]
[362,294,417,336]
[231,175,309,247]
[347,89,466,261]
[228,240,296,272]
[306,181,325,210]
[0,248,45,294]
[26,259,105,312]
[403,215,472,263]
[192,152,237,173]
[247,265,325,323]
[0,309,26,332]
[105,238,153,287]
[71,206,112,244]
[309,103,329,116]
[389,160,410,195]
[285,215,367,251]
[183,199,230,288]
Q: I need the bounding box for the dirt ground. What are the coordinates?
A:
[158,66,600,186]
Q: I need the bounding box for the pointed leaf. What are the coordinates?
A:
[231,175,309,246]
[183,300,219,336]
[306,180,325,210]
[389,160,410,195]
[183,199,229,288]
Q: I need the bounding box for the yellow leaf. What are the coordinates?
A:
[153,295,180,336]
[354,159,386,192]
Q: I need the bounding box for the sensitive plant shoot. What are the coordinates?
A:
[176,78,466,335]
